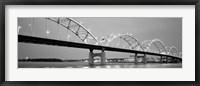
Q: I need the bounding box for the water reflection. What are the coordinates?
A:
[18,62,182,68]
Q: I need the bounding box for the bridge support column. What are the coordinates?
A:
[89,49,94,65]
[135,53,138,65]
[166,56,169,63]
[88,48,106,65]
[143,53,147,64]
[101,50,106,65]
[160,56,163,63]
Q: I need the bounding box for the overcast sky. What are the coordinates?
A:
[18,17,182,60]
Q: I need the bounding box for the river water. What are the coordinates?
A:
[18,62,182,68]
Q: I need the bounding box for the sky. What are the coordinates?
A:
[18,17,182,60]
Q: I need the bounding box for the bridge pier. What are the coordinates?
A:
[143,53,147,64]
[89,49,94,65]
[166,56,169,63]
[101,50,106,65]
[160,56,163,63]
[88,49,106,65]
[135,53,138,65]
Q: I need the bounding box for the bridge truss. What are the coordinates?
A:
[142,39,168,54]
[168,46,180,57]
[46,18,100,45]
[99,34,144,51]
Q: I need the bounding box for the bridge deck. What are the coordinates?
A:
[18,35,181,59]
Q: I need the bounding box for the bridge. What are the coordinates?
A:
[18,17,182,65]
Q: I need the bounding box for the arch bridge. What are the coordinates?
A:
[18,17,182,65]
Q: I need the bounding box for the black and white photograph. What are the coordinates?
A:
[18,17,182,68]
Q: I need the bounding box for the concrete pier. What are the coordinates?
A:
[89,49,94,65]
[100,51,106,65]
[88,49,106,65]
[166,56,169,63]
[160,56,163,63]
[143,53,147,64]
[135,53,138,65]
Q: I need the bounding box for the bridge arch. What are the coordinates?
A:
[168,46,179,57]
[100,34,144,51]
[141,40,152,48]
[46,18,100,45]
[179,52,182,57]
[142,39,167,54]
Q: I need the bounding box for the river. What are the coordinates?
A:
[18,62,182,68]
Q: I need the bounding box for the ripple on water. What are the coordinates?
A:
[18,62,182,68]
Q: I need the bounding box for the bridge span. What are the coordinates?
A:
[18,17,182,65]
[18,35,182,65]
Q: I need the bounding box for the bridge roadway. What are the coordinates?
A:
[18,35,181,65]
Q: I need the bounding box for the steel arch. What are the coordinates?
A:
[46,18,100,45]
[100,34,144,51]
[143,39,167,54]
[168,46,179,57]
[141,40,152,49]
[179,52,182,57]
